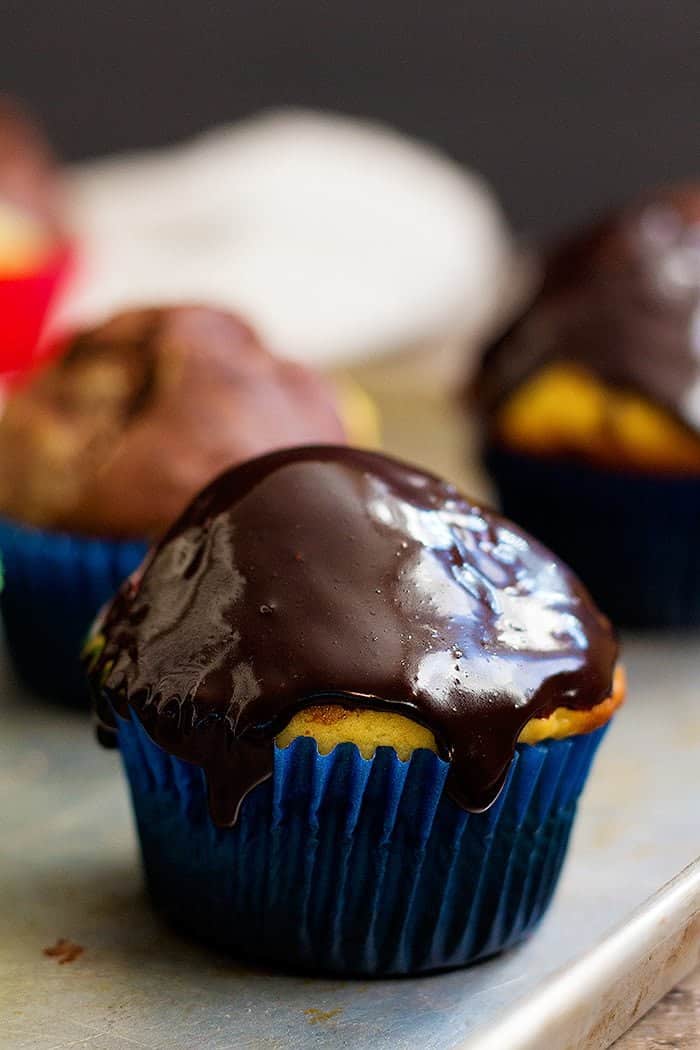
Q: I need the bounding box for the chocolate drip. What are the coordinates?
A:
[474,185,700,434]
[89,446,617,825]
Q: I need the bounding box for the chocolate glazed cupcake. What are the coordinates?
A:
[86,446,623,975]
[0,306,345,702]
[473,184,700,627]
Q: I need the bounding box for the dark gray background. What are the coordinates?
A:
[3,0,698,235]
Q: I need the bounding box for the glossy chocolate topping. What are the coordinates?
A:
[474,184,700,434]
[89,446,617,826]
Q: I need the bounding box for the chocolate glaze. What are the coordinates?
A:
[474,184,700,434]
[89,446,617,826]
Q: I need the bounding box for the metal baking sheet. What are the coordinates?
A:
[2,630,699,1050]
[2,389,700,1049]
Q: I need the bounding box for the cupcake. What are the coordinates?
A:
[0,96,71,373]
[473,184,700,627]
[86,445,623,976]
[0,306,346,702]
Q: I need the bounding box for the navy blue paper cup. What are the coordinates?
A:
[485,444,700,629]
[113,705,607,976]
[0,517,147,704]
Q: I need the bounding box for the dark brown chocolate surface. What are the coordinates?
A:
[474,184,700,434]
[89,446,617,825]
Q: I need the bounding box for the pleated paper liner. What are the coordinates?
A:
[485,444,700,628]
[114,705,608,976]
[0,516,147,704]
[0,242,73,376]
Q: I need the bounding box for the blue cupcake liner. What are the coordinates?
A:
[485,444,700,628]
[0,516,147,704]
[114,706,607,975]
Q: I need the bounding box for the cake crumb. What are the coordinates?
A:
[304,1007,343,1025]
[43,938,84,964]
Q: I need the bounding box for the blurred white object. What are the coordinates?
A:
[60,109,518,368]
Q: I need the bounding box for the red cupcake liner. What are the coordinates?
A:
[0,240,74,377]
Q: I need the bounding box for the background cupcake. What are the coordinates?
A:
[472,184,700,627]
[0,95,72,374]
[0,305,347,701]
[87,445,623,975]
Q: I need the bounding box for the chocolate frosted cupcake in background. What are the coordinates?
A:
[472,184,700,627]
[0,305,346,701]
[86,445,623,976]
[0,96,72,372]
[0,95,64,230]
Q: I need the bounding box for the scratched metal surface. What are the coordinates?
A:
[2,391,700,1049]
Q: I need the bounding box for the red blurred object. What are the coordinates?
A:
[0,240,73,378]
